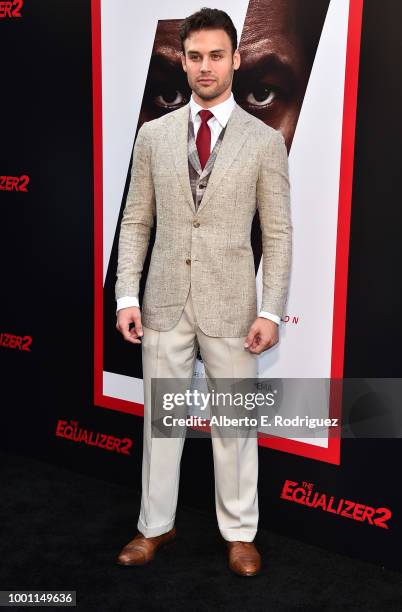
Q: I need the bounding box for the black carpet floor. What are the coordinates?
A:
[1,451,402,611]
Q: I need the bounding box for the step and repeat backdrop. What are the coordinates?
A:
[1,0,401,571]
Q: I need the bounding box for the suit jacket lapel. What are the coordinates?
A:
[196,103,251,214]
[167,104,196,214]
[188,118,202,175]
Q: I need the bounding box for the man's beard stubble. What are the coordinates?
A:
[190,69,234,102]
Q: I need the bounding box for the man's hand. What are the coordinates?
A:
[116,306,143,344]
[244,317,279,354]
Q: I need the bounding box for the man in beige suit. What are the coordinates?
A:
[115,8,292,577]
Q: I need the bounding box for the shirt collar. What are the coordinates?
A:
[189,92,235,128]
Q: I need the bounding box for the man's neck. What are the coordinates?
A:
[191,89,233,109]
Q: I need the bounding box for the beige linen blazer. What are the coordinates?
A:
[115,102,292,337]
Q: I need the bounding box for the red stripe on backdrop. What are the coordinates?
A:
[92,0,105,409]
[331,0,364,381]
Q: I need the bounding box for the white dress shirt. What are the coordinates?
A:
[116,92,280,326]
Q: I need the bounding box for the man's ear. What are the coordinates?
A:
[181,53,187,72]
[233,49,241,71]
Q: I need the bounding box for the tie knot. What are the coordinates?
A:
[198,109,213,124]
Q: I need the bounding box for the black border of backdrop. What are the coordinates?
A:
[1,0,401,571]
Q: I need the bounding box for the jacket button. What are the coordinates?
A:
[193,220,200,228]
[185,258,191,265]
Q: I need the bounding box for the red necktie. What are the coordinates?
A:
[196,109,213,170]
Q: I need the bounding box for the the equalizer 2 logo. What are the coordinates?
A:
[56,420,133,455]
[0,1,23,18]
[0,175,29,192]
[0,332,32,351]
[280,480,392,529]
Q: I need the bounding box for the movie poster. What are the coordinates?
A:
[93,0,363,464]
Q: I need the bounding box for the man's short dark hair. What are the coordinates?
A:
[179,7,238,55]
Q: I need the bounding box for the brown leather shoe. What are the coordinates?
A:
[116,527,176,566]
[227,541,261,576]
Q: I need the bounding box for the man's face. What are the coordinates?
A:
[181,28,240,105]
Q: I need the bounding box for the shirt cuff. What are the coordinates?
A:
[116,296,140,314]
[258,311,281,325]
